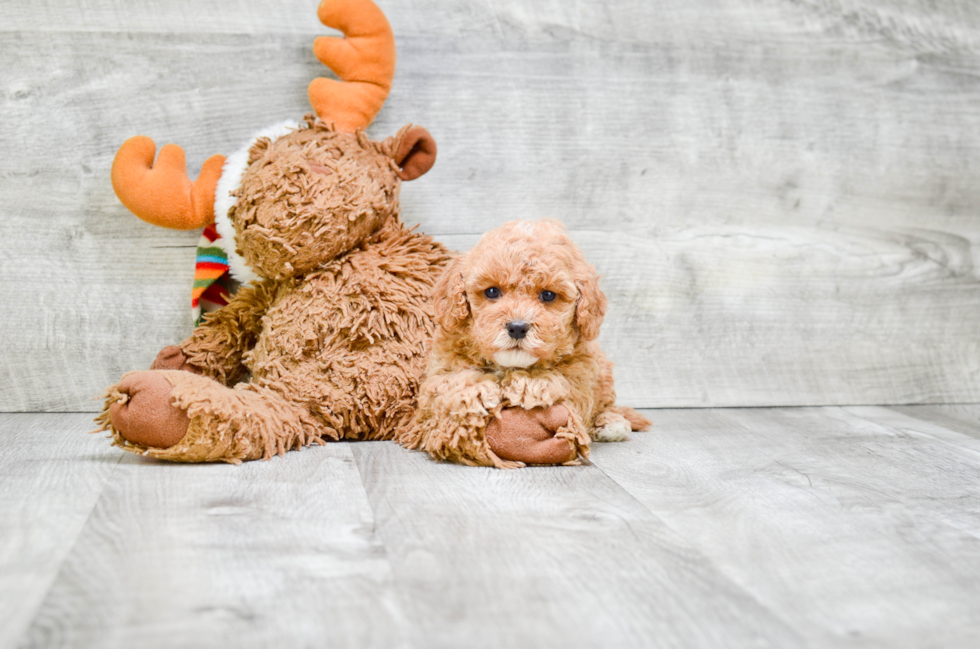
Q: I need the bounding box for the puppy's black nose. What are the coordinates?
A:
[506,320,530,340]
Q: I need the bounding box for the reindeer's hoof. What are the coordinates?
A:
[486,405,577,465]
[109,371,189,449]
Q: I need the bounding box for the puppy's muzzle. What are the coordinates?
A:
[506,320,530,340]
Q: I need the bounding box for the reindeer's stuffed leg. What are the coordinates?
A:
[485,405,582,465]
[95,370,337,463]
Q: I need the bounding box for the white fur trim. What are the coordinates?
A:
[213,119,300,283]
[492,350,539,368]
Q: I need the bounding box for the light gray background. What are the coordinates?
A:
[2,0,979,411]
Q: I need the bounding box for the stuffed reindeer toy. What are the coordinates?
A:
[95,0,453,463]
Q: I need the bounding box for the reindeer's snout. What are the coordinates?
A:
[506,320,530,340]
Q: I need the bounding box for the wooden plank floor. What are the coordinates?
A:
[2,407,978,648]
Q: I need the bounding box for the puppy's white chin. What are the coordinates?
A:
[493,350,539,368]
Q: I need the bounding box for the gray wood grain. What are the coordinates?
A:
[589,406,980,648]
[15,441,410,649]
[0,414,120,649]
[889,404,980,441]
[5,408,980,647]
[3,0,980,410]
[350,440,806,649]
[5,0,980,49]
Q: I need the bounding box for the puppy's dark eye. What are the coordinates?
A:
[484,287,501,299]
[540,290,556,302]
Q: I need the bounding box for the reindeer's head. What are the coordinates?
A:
[223,117,434,279]
[110,0,436,281]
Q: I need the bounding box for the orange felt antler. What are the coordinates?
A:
[110,136,226,230]
[308,0,396,132]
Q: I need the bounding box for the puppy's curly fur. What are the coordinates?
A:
[400,219,650,468]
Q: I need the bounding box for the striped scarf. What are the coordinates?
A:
[192,224,233,325]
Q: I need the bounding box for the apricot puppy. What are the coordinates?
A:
[401,219,650,468]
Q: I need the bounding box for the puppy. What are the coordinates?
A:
[400,219,650,468]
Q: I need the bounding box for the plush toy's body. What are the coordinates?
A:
[101,215,449,463]
[95,1,453,463]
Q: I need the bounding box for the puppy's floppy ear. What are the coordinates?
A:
[431,257,469,331]
[575,263,607,341]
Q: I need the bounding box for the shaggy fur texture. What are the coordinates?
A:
[400,219,651,468]
[95,117,452,463]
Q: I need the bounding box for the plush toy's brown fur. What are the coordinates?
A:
[400,220,651,468]
[95,119,453,463]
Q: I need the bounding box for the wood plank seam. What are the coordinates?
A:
[347,443,423,649]
[11,450,125,648]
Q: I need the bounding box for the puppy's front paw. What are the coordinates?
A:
[485,405,577,465]
[594,412,631,442]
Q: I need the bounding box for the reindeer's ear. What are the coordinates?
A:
[575,265,607,341]
[394,126,437,181]
[431,257,469,331]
